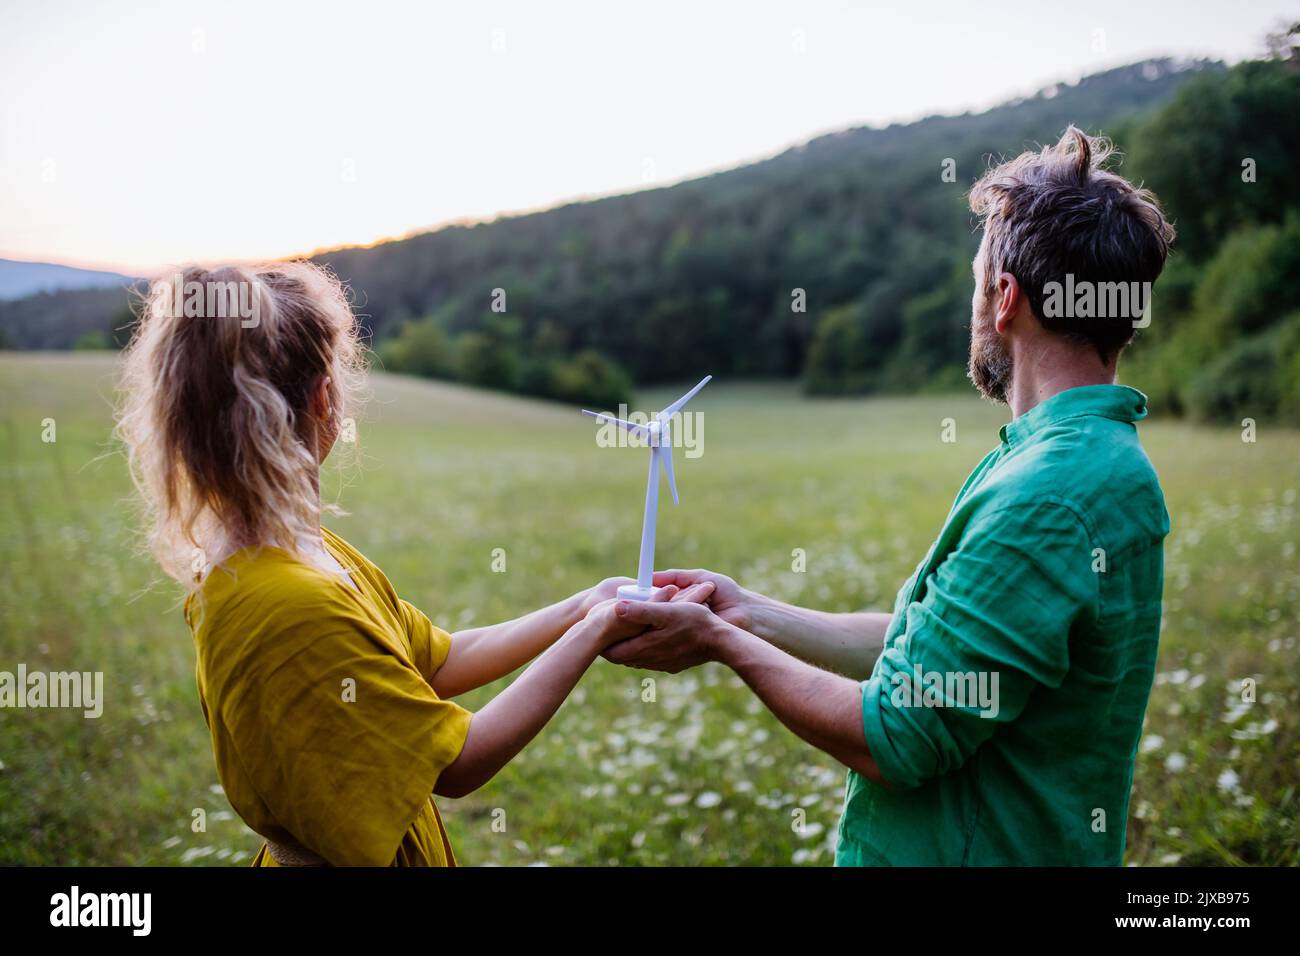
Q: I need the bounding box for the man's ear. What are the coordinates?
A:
[994,272,1021,335]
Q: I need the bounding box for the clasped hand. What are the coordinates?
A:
[581,569,748,673]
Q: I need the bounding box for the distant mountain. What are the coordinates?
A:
[0,58,1220,382]
[0,259,133,301]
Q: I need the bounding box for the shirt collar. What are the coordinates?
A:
[999,384,1148,447]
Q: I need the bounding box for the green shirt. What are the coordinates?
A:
[836,385,1169,866]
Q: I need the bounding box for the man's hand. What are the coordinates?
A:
[651,568,754,630]
[655,567,891,680]
[602,598,730,673]
[605,582,885,783]
[582,581,716,651]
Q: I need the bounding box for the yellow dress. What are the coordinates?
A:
[185,528,472,866]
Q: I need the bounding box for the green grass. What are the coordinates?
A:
[1,352,1297,866]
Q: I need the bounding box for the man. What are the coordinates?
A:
[604,127,1175,866]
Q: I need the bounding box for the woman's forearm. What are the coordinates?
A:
[435,592,587,697]
[745,593,890,680]
[434,620,600,798]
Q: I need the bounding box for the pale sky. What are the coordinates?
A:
[1,0,1294,274]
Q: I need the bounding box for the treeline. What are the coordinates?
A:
[0,57,1221,409]
[1119,48,1300,423]
[0,286,139,351]
[796,45,1300,421]
[315,57,1211,408]
[360,47,1300,421]
[377,312,633,410]
[4,45,1298,422]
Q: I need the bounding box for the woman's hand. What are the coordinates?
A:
[439,576,636,698]
[575,577,637,619]
[438,581,709,798]
[581,580,716,650]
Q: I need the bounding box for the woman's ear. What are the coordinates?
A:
[312,376,333,420]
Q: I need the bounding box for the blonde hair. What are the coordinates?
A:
[116,261,365,588]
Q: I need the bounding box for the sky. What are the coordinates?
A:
[1,0,1295,274]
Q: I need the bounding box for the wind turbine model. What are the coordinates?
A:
[582,375,712,601]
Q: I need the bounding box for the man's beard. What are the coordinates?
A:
[967,313,1013,404]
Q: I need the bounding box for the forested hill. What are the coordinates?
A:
[0,58,1226,404]
[324,58,1215,401]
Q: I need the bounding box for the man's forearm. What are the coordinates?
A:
[744,592,890,680]
[713,623,884,783]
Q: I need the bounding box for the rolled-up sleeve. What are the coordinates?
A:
[863,500,1097,789]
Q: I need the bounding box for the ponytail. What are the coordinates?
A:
[116,261,364,587]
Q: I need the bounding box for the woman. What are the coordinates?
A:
[116,261,711,866]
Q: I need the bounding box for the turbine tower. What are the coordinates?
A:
[582,375,712,601]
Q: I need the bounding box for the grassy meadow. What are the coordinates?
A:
[0,352,1297,866]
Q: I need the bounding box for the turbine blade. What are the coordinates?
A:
[658,374,713,420]
[582,409,650,439]
[659,429,679,505]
